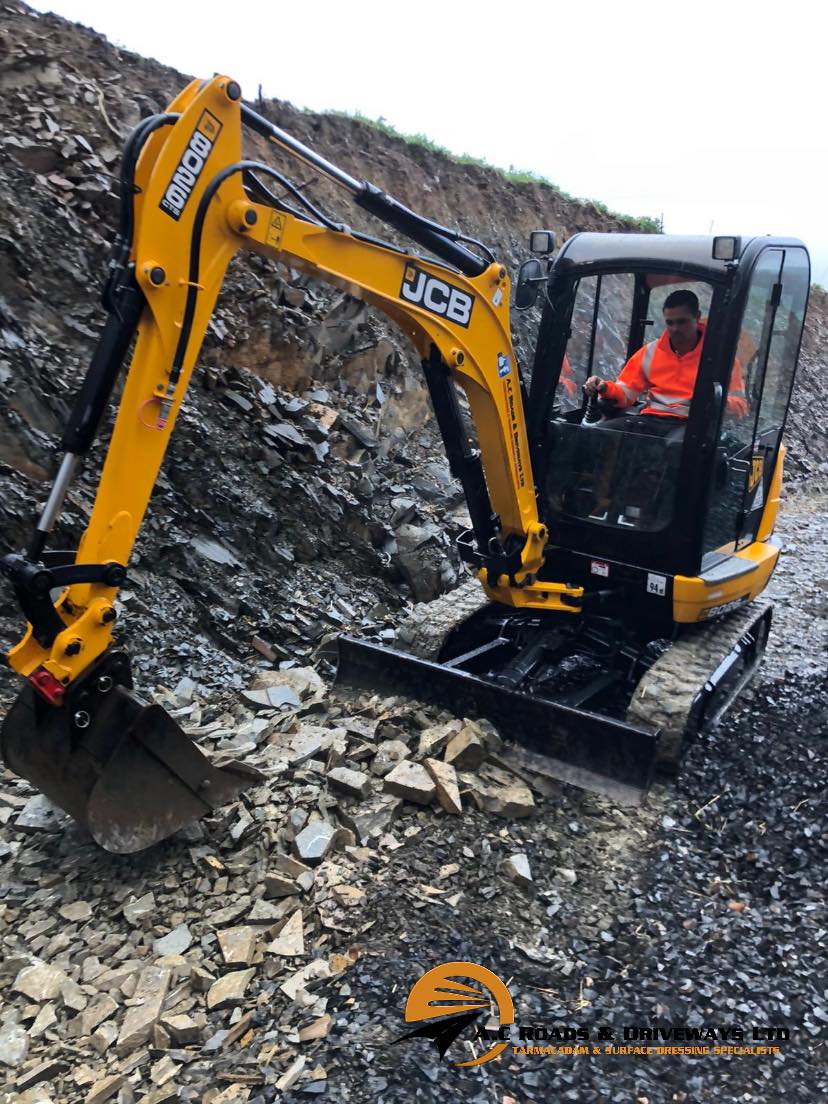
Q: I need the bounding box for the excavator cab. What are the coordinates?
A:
[524,235,810,598]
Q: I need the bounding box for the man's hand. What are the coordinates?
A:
[584,376,607,396]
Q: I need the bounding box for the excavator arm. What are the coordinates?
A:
[7,74,584,694]
[0,76,583,851]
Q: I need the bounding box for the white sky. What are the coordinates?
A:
[26,0,828,285]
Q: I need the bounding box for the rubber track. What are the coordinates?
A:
[395,577,490,659]
[626,599,773,764]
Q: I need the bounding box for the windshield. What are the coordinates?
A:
[544,272,714,533]
[555,273,713,413]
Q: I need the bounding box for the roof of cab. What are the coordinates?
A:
[552,233,802,278]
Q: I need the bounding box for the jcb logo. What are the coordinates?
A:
[748,455,764,493]
[400,264,474,328]
[159,111,222,221]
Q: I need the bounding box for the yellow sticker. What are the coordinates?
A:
[197,110,221,141]
[267,212,286,248]
[748,455,764,492]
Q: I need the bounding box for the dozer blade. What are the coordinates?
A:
[1,656,261,853]
[336,636,660,805]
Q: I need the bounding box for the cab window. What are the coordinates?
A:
[703,247,809,554]
[555,273,634,410]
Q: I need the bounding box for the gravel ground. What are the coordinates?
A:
[761,491,828,679]
[310,494,828,1103]
[0,492,825,1103]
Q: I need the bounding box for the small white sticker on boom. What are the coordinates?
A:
[646,573,667,596]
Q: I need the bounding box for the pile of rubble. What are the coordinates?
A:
[0,666,542,1102]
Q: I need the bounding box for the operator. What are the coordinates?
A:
[584,289,748,424]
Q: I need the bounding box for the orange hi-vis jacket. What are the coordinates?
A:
[603,322,748,418]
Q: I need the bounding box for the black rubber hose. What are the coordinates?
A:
[61,277,146,455]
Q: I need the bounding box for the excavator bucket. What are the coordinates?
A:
[1,654,260,853]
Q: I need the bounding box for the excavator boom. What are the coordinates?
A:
[0,76,571,850]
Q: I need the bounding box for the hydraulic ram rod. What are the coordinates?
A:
[240,104,487,277]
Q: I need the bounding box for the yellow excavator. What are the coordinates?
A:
[1,76,810,851]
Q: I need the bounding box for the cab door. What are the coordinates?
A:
[703,246,810,555]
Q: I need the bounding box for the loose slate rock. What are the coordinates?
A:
[276,1056,307,1092]
[266,909,305,957]
[444,723,486,771]
[370,739,410,777]
[61,976,88,1012]
[14,961,67,1002]
[59,900,93,923]
[502,853,534,890]
[152,923,192,957]
[206,968,256,1010]
[485,781,535,819]
[149,1055,179,1085]
[190,966,216,993]
[91,1022,118,1055]
[242,686,302,710]
[115,965,171,1054]
[29,1002,57,1038]
[465,776,535,819]
[217,926,258,965]
[248,898,288,923]
[274,855,314,880]
[332,884,366,907]
[15,1058,67,1090]
[0,1023,28,1068]
[123,892,155,926]
[293,820,335,864]
[251,666,325,697]
[423,758,462,815]
[327,766,372,799]
[265,872,300,898]
[138,1085,179,1104]
[160,1014,202,1045]
[298,1014,331,1042]
[82,994,119,1036]
[383,760,436,805]
[289,731,326,767]
[417,720,462,760]
[16,795,71,833]
[84,1074,124,1104]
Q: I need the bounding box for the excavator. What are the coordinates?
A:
[0,76,810,851]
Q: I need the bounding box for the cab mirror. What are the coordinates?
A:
[530,230,556,254]
[514,258,544,309]
[712,236,741,261]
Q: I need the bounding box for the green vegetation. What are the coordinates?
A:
[325,108,660,233]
